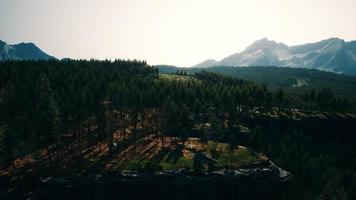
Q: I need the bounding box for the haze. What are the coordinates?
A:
[0,0,355,67]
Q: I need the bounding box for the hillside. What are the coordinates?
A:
[157,65,356,101]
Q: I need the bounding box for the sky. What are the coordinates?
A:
[0,0,356,67]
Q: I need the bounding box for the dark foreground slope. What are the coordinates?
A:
[240,110,356,200]
[1,160,291,200]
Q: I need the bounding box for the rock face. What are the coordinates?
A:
[2,160,292,200]
[218,38,287,67]
[0,40,55,61]
[193,38,356,75]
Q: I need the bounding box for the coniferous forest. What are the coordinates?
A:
[1,60,356,199]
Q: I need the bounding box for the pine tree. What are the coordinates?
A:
[37,74,61,157]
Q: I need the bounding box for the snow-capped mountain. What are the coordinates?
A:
[0,40,55,61]
[193,38,356,75]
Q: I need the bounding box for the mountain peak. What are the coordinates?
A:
[326,37,343,42]
[192,37,356,75]
[204,58,217,62]
[0,40,55,61]
[15,42,37,48]
[254,37,272,45]
[192,59,218,68]
[244,38,287,53]
[259,37,269,42]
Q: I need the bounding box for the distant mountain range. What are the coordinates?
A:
[0,40,55,61]
[2,38,355,75]
[193,38,356,75]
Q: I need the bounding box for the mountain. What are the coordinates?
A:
[0,40,55,61]
[193,38,356,75]
[192,59,218,68]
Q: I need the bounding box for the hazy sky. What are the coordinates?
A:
[1,0,356,66]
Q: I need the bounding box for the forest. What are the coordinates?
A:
[0,60,355,199]
[158,65,356,109]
